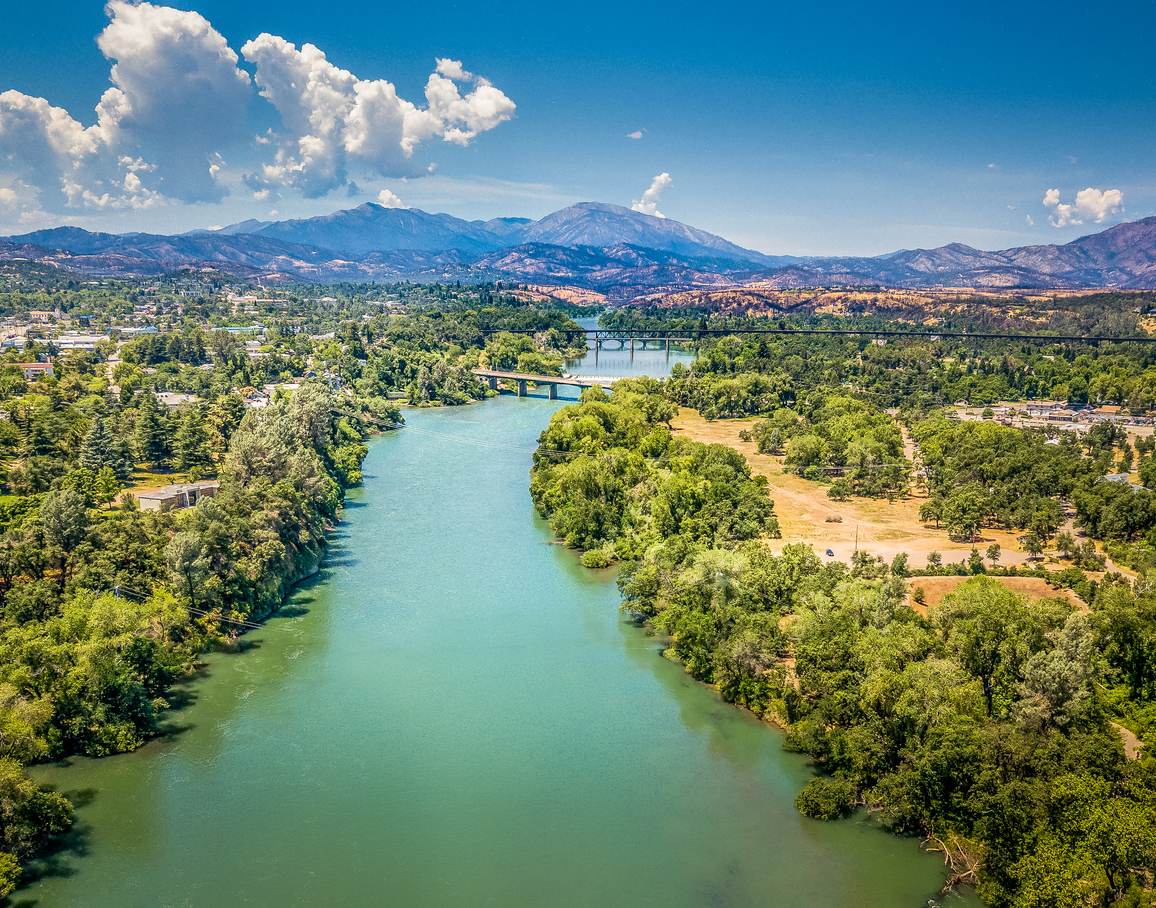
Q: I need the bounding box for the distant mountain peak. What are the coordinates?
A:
[2,206,1153,290]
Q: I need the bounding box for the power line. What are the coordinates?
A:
[481,326,1156,344]
[113,584,267,630]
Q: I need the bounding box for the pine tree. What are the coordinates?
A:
[81,417,134,481]
[134,391,168,468]
[208,393,244,452]
[174,405,209,471]
[79,416,113,472]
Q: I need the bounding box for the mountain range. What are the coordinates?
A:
[2,201,1154,292]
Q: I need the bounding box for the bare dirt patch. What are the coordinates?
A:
[906,575,1084,614]
[1112,722,1144,760]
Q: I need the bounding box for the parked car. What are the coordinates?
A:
[826,549,834,557]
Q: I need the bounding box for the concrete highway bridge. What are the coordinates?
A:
[473,369,619,398]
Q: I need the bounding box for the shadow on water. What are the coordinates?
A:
[617,614,770,773]
[320,553,359,569]
[6,792,98,902]
[211,637,263,656]
[162,685,198,711]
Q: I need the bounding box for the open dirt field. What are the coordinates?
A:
[906,575,1085,614]
[670,408,1044,568]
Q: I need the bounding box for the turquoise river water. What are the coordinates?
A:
[24,334,981,907]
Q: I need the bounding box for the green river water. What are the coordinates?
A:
[24,338,982,907]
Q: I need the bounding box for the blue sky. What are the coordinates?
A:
[0,0,1152,255]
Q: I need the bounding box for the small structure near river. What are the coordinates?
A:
[139,480,220,512]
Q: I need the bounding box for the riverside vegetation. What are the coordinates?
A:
[7,272,1156,904]
[0,273,588,895]
[534,301,1156,908]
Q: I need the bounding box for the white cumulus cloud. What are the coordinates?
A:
[627,130,642,139]
[1043,187,1124,228]
[1026,215,1034,226]
[0,1,250,211]
[240,37,515,197]
[377,188,404,208]
[631,172,671,218]
[0,5,515,216]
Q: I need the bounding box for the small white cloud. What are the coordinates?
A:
[1043,187,1124,227]
[269,209,278,216]
[377,188,404,208]
[1026,215,1034,226]
[631,172,671,218]
[252,189,270,201]
[987,163,997,169]
[1007,204,1016,210]
[0,187,17,207]
[627,130,642,139]
[1067,155,1078,164]
[435,58,468,81]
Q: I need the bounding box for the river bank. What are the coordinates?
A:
[23,342,980,907]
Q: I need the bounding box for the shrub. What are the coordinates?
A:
[581,548,611,568]
[913,586,926,605]
[795,777,855,820]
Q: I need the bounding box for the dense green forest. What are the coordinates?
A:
[613,299,1156,410]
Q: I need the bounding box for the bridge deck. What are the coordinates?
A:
[473,369,618,388]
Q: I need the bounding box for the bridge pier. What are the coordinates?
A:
[666,338,670,353]
[630,337,634,353]
[487,376,498,391]
[548,383,557,400]
[517,379,527,397]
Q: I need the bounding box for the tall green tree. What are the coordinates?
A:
[165,532,208,607]
[174,406,210,472]
[39,490,88,594]
[79,416,132,480]
[133,391,168,469]
[934,576,1042,718]
[207,393,244,453]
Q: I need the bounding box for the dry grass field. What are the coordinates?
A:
[906,575,1085,614]
[670,407,1036,568]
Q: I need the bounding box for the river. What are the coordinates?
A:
[25,329,980,907]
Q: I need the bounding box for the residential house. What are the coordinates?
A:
[12,362,54,381]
